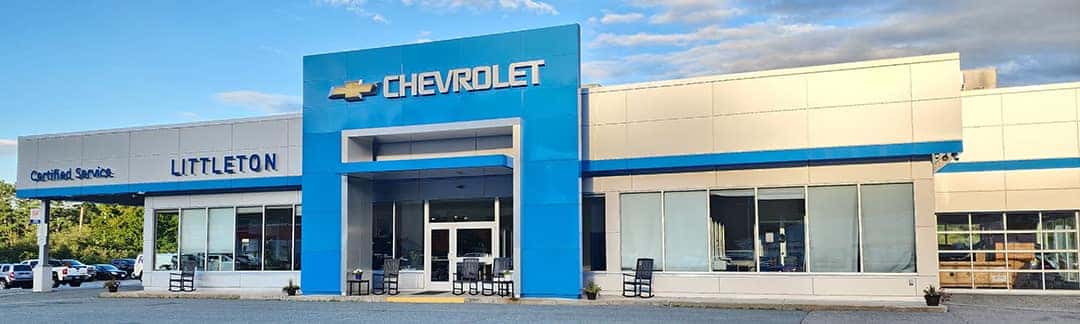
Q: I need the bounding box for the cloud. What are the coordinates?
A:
[400,0,558,15]
[629,0,742,24]
[318,0,390,23]
[415,30,433,43]
[214,91,300,114]
[599,12,644,24]
[0,139,15,156]
[586,0,1080,87]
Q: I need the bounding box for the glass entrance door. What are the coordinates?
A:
[427,224,496,290]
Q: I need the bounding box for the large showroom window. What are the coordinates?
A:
[938,210,1080,290]
[620,183,916,273]
[372,202,394,270]
[395,201,424,270]
[620,193,663,271]
[664,191,709,272]
[154,210,179,271]
[180,209,208,271]
[153,204,302,272]
[582,195,607,271]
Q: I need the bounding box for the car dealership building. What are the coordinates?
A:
[15,25,1080,298]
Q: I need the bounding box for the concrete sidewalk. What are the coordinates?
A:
[100,290,946,313]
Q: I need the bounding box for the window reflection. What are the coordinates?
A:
[757,187,806,273]
[710,190,756,272]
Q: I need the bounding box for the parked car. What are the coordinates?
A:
[0,264,34,289]
[132,255,144,280]
[21,259,88,287]
[111,258,136,277]
[93,264,127,280]
[62,259,96,281]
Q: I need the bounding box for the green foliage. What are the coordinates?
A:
[0,181,143,264]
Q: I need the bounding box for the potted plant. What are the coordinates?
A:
[282,279,301,296]
[923,284,946,306]
[103,279,120,293]
[351,268,365,280]
[583,281,601,300]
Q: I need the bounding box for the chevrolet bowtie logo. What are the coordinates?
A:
[328,80,378,102]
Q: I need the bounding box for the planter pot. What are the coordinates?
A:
[354,273,364,280]
[924,295,941,306]
[107,286,118,293]
[585,292,598,300]
[286,290,297,296]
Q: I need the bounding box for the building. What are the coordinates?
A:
[14,25,1080,298]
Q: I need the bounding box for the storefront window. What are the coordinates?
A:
[207,207,236,271]
[758,187,806,272]
[294,205,302,270]
[499,197,514,260]
[621,193,662,271]
[179,209,208,271]
[582,195,606,271]
[710,189,755,272]
[264,206,293,270]
[429,199,495,222]
[663,191,708,272]
[154,210,179,271]
[808,185,859,272]
[861,183,915,273]
[235,207,263,271]
[396,201,424,270]
[373,202,394,270]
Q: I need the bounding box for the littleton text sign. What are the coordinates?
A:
[171,153,278,177]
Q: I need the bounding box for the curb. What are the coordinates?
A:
[99,292,946,313]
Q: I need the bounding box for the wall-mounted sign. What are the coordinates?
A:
[171,153,278,177]
[29,167,114,182]
[328,59,546,101]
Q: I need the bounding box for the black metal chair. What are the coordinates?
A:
[168,260,196,292]
[482,258,513,296]
[374,259,400,295]
[622,258,654,298]
[452,258,481,295]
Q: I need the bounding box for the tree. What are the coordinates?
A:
[0,181,143,264]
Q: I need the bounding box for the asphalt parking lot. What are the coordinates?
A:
[3,285,1080,324]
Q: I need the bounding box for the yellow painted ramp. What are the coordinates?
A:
[385,296,466,304]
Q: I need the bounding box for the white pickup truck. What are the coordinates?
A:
[21,259,89,287]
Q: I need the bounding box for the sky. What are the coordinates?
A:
[1,0,1078,183]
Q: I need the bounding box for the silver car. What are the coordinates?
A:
[0,264,33,289]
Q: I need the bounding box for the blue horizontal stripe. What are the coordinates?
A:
[338,154,513,174]
[15,176,302,200]
[582,140,962,176]
[938,157,1080,173]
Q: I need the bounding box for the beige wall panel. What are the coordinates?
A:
[808,161,911,184]
[934,171,1006,192]
[913,98,962,142]
[915,226,939,275]
[712,74,807,115]
[961,95,1003,127]
[586,91,627,125]
[652,275,721,294]
[605,232,621,271]
[1002,89,1077,124]
[807,102,912,148]
[179,124,232,154]
[717,276,813,295]
[1004,169,1080,191]
[626,83,712,122]
[604,192,621,233]
[806,65,911,108]
[812,277,916,296]
[715,167,810,188]
[1003,122,1079,160]
[1006,189,1080,211]
[37,135,82,162]
[912,160,934,180]
[914,179,936,227]
[958,126,1003,162]
[631,171,716,191]
[626,118,713,157]
[713,110,809,153]
[594,175,632,192]
[935,191,1007,212]
[910,60,961,100]
[586,124,627,160]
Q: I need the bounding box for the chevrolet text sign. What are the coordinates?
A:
[329,60,545,101]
